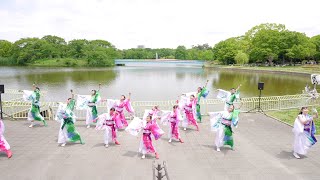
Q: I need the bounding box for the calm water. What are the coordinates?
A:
[0,66,310,101]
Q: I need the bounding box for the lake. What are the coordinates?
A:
[0,66,310,102]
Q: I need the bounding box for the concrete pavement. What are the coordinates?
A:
[0,113,319,180]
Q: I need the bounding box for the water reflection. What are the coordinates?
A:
[0,66,310,101]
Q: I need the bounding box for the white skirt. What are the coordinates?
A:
[58,122,67,144]
[215,126,225,148]
[104,126,115,145]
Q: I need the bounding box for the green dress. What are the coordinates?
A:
[58,99,83,144]
[196,87,209,122]
[221,110,240,148]
[27,89,46,126]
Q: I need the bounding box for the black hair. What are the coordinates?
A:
[198,87,202,91]
[146,115,152,120]
[299,107,308,115]
[35,87,40,91]
[173,105,178,109]
[228,104,235,111]
[191,95,195,98]
[230,88,235,90]
[67,98,72,101]
[92,90,97,95]
[110,107,115,111]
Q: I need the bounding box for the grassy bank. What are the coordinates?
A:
[29,58,89,67]
[267,108,320,135]
[205,63,320,75]
[24,58,114,67]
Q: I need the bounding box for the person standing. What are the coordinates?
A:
[209,105,240,152]
[22,84,47,128]
[292,107,318,159]
[95,108,120,148]
[56,90,84,146]
[0,119,12,158]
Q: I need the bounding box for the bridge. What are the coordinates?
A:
[114,59,205,67]
[1,89,317,121]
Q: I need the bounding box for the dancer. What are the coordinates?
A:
[126,115,164,159]
[304,84,318,101]
[161,105,184,143]
[217,84,241,111]
[0,119,12,158]
[55,90,84,146]
[94,108,120,148]
[179,95,199,131]
[142,106,160,121]
[209,104,240,152]
[106,93,134,128]
[22,84,47,128]
[196,80,210,122]
[292,107,318,159]
[183,80,209,122]
[85,84,102,128]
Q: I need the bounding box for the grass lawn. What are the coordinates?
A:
[208,64,320,74]
[267,108,320,135]
[29,58,88,67]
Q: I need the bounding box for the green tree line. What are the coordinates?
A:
[0,35,121,66]
[1,23,320,66]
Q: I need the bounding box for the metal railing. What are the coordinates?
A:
[2,90,318,120]
[153,161,170,180]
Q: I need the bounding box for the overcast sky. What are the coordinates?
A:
[0,0,319,49]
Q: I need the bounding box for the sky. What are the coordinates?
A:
[0,0,320,49]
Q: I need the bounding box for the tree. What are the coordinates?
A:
[0,40,13,57]
[311,35,320,61]
[67,39,89,59]
[212,37,248,64]
[235,51,249,65]
[175,46,187,60]
[41,35,67,58]
[11,38,51,64]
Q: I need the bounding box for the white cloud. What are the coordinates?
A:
[0,0,319,49]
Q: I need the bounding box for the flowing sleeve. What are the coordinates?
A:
[176,108,183,123]
[150,122,165,140]
[0,120,5,136]
[95,113,108,130]
[93,91,102,103]
[76,95,91,110]
[106,99,118,110]
[184,91,197,97]
[125,117,144,136]
[217,89,231,101]
[209,111,223,131]
[178,95,188,109]
[235,91,240,100]
[67,99,76,111]
[160,110,171,125]
[293,115,304,134]
[22,90,34,102]
[124,99,134,113]
[232,109,240,127]
[55,103,67,123]
[199,87,209,98]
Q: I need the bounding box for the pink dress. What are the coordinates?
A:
[108,99,134,128]
[0,120,10,153]
[169,109,181,139]
[140,122,156,154]
[139,120,164,154]
[182,99,198,128]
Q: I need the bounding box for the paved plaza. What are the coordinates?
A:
[0,113,319,180]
